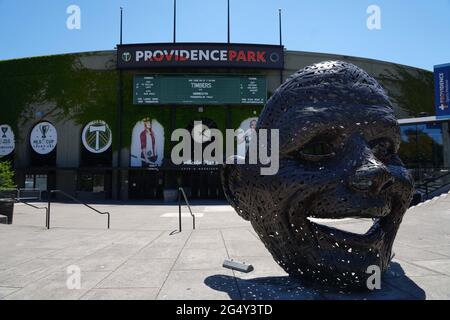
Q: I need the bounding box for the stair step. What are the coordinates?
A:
[0,215,7,224]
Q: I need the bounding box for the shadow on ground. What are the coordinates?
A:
[204,262,426,300]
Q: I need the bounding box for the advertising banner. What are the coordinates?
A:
[82,120,112,154]
[434,63,450,118]
[0,124,15,157]
[30,122,57,155]
[118,43,284,70]
[130,118,165,168]
[236,118,258,159]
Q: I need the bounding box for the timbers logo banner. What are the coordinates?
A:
[82,120,112,154]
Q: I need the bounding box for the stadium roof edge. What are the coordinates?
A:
[285,50,433,73]
[0,46,432,73]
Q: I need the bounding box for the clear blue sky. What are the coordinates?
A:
[0,0,449,70]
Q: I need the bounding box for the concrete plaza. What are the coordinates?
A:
[0,195,450,300]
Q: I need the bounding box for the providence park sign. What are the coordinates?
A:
[117,43,284,69]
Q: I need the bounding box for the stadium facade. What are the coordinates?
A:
[0,43,445,200]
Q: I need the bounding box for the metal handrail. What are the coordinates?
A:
[17,189,43,201]
[14,199,49,229]
[0,189,43,201]
[48,190,110,229]
[415,170,450,199]
[178,187,196,232]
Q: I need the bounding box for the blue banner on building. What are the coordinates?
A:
[434,63,450,118]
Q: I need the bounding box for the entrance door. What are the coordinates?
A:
[128,170,163,200]
[23,171,56,200]
[180,170,224,200]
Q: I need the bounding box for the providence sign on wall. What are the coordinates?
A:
[435,63,450,118]
[117,43,284,69]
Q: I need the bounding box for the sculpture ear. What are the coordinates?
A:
[221,163,251,221]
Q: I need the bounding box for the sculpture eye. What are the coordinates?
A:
[298,141,336,161]
[370,138,394,162]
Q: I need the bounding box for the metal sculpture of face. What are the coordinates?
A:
[222,61,414,289]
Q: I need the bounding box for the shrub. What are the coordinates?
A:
[0,161,16,190]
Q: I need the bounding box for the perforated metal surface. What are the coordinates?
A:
[222,61,414,289]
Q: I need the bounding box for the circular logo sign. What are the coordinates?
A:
[122,51,132,62]
[30,122,57,155]
[192,123,212,144]
[270,52,280,63]
[82,120,112,154]
[0,124,15,157]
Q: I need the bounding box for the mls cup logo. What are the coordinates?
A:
[82,120,112,154]
[30,122,57,155]
[40,124,50,139]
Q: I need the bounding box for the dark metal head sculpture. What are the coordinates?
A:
[222,61,414,290]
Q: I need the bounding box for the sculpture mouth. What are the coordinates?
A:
[302,213,388,249]
[286,187,392,243]
[307,217,378,235]
[287,194,392,250]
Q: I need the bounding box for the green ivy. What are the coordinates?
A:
[0,53,266,159]
[0,161,16,190]
[378,66,434,117]
[0,52,434,160]
[0,54,119,148]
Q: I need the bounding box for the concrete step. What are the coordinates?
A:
[410,191,450,209]
[414,182,450,205]
[0,214,7,224]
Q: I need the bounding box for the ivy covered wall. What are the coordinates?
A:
[377,65,434,118]
[0,53,118,147]
[0,51,435,163]
[0,52,264,160]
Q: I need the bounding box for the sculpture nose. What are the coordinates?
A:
[348,158,393,194]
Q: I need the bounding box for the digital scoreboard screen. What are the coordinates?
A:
[133,75,267,105]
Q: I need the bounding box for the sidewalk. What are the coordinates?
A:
[0,197,449,300]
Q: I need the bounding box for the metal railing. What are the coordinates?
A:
[415,170,450,200]
[48,190,110,229]
[15,199,49,229]
[17,189,43,201]
[0,189,18,199]
[408,167,450,185]
[0,188,43,201]
[177,187,196,233]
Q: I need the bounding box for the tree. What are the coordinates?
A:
[0,161,16,190]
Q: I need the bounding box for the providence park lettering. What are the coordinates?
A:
[136,49,267,63]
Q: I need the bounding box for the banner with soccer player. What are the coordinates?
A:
[236,117,258,159]
[130,118,165,167]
